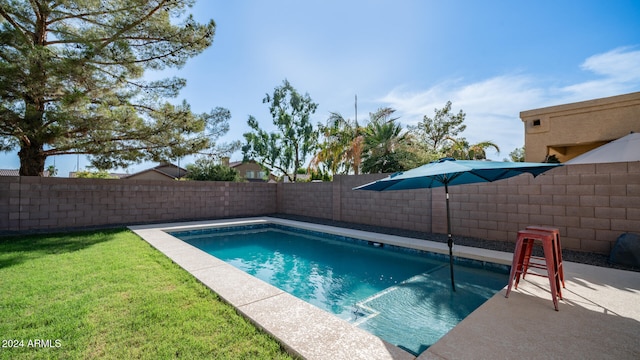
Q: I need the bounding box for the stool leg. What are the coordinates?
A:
[542,239,560,311]
[514,238,530,289]
[551,238,563,300]
[522,239,534,279]
[555,234,565,288]
[506,235,525,298]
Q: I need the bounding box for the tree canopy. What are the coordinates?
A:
[313,101,505,174]
[242,80,319,182]
[185,157,241,182]
[360,108,417,173]
[0,0,226,176]
[445,138,500,160]
[507,146,525,162]
[311,112,364,175]
[410,100,466,154]
[74,169,118,179]
[314,107,418,175]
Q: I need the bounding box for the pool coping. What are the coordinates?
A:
[129,217,640,360]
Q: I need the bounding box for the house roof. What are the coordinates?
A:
[122,162,187,180]
[0,169,50,177]
[0,169,19,176]
[228,160,259,168]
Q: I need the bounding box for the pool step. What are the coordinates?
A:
[351,264,449,326]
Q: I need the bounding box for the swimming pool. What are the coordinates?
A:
[171,223,508,355]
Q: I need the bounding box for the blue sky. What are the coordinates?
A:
[2,0,640,176]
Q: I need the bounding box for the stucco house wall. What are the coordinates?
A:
[231,161,267,181]
[520,92,640,163]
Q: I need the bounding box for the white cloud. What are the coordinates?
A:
[378,47,640,160]
[380,75,547,125]
[581,46,640,80]
[378,83,452,123]
[560,46,640,101]
[379,75,546,159]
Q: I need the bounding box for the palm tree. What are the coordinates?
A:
[311,112,364,175]
[361,120,416,173]
[368,107,398,125]
[446,137,500,160]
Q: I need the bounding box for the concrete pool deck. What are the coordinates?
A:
[130,217,640,360]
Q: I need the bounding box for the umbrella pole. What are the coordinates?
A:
[445,183,456,292]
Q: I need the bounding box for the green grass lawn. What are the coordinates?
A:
[0,229,294,360]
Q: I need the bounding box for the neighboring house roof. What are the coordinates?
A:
[122,162,187,180]
[0,169,19,176]
[0,169,50,177]
[228,160,262,168]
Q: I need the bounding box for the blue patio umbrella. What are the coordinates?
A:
[353,158,562,291]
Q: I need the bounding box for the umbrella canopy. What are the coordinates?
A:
[566,132,640,165]
[354,158,562,291]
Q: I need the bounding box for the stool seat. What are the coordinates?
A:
[505,229,563,311]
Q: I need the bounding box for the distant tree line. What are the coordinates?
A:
[243,80,511,180]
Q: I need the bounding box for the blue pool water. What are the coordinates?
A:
[172,224,508,355]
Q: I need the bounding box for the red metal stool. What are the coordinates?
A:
[524,226,565,289]
[505,229,562,311]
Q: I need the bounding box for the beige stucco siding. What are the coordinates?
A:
[521,92,640,162]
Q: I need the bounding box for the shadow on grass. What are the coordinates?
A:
[0,229,124,269]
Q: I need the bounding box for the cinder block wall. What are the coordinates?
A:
[338,163,639,254]
[276,181,333,219]
[0,177,276,233]
[336,174,433,233]
[1,162,638,254]
[0,177,11,232]
[477,162,640,253]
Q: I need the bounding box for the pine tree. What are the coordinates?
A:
[0,0,221,175]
